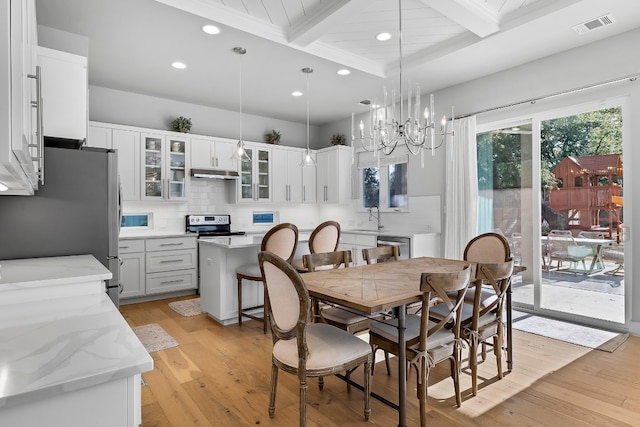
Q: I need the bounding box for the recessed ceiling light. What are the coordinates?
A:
[172,62,187,69]
[202,24,221,35]
[292,91,303,97]
[337,69,351,76]
[376,32,391,41]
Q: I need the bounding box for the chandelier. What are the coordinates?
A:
[351,0,454,159]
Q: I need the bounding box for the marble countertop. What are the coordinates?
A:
[0,255,153,410]
[119,230,196,239]
[198,232,311,249]
[0,255,112,290]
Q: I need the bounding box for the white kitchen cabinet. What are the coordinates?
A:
[37,46,87,141]
[118,239,145,299]
[88,123,141,201]
[316,145,351,204]
[190,135,238,171]
[302,151,317,203]
[141,132,189,201]
[145,236,197,294]
[119,236,198,302]
[272,147,303,203]
[339,232,377,266]
[0,0,41,195]
[236,143,271,202]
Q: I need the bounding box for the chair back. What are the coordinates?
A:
[303,250,351,272]
[309,220,341,254]
[471,259,515,328]
[261,223,299,263]
[578,231,605,239]
[464,232,511,263]
[258,251,309,340]
[415,265,472,351]
[362,245,399,264]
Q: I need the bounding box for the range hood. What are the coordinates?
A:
[190,168,239,179]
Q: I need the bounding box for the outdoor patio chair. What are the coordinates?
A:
[547,230,590,272]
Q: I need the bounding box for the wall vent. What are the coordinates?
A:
[572,14,616,35]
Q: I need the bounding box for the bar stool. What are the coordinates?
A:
[236,223,298,333]
[291,220,341,273]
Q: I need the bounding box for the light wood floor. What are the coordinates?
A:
[120,295,640,427]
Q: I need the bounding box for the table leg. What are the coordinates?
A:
[506,283,513,372]
[397,304,407,427]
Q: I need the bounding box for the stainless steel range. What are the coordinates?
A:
[185,214,246,237]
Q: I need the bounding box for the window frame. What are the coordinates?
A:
[357,150,409,212]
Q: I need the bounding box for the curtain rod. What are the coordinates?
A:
[455,73,639,119]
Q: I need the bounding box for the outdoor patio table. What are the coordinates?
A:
[543,236,614,274]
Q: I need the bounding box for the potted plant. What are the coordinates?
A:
[330,133,346,145]
[171,116,192,133]
[265,129,281,145]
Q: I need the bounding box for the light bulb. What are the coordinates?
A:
[423,107,429,120]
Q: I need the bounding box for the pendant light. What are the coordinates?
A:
[231,47,251,162]
[301,67,316,168]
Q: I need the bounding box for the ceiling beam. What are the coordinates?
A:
[288,0,371,47]
[420,0,500,38]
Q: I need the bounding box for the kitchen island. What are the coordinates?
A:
[0,255,153,427]
[198,229,439,326]
[198,232,310,325]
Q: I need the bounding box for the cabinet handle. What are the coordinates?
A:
[160,242,184,246]
[160,279,185,285]
[28,65,44,185]
[160,259,184,263]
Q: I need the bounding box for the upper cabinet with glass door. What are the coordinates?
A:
[236,143,271,203]
[141,133,189,202]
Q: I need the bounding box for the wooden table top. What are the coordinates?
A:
[302,257,471,314]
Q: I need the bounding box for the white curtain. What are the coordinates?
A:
[443,115,478,259]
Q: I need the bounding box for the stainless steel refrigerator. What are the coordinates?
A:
[0,146,121,306]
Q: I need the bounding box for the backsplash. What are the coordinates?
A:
[121,179,441,234]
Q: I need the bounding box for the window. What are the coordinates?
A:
[359,152,408,210]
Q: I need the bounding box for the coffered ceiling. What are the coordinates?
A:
[35,0,640,124]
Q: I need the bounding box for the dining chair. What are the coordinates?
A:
[292,220,341,273]
[369,265,472,425]
[431,259,514,396]
[362,245,400,264]
[236,223,299,333]
[258,250,372,426]
[302,250,372,333]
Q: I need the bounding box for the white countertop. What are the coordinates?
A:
[198,232,311,249]
[0,255,153,410]
[0,255,112,290]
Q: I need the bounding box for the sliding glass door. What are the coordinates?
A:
[476,100,626,327]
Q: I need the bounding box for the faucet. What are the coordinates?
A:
[368,205,383,231]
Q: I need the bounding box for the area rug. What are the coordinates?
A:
[133,323,178,353]
[512,314,627,352]
[168,298,202,317]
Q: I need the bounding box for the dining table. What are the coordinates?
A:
[303,256,518,427]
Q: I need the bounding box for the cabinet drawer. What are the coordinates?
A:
[118,239,145,253]
[146,270,197,294]
[145,236,196,252]
[146,249,196,273]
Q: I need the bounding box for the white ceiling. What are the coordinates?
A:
[35,0,640,125]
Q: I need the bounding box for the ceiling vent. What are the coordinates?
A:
[572,14,616,35]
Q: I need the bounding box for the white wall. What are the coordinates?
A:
[88,86,323,150]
